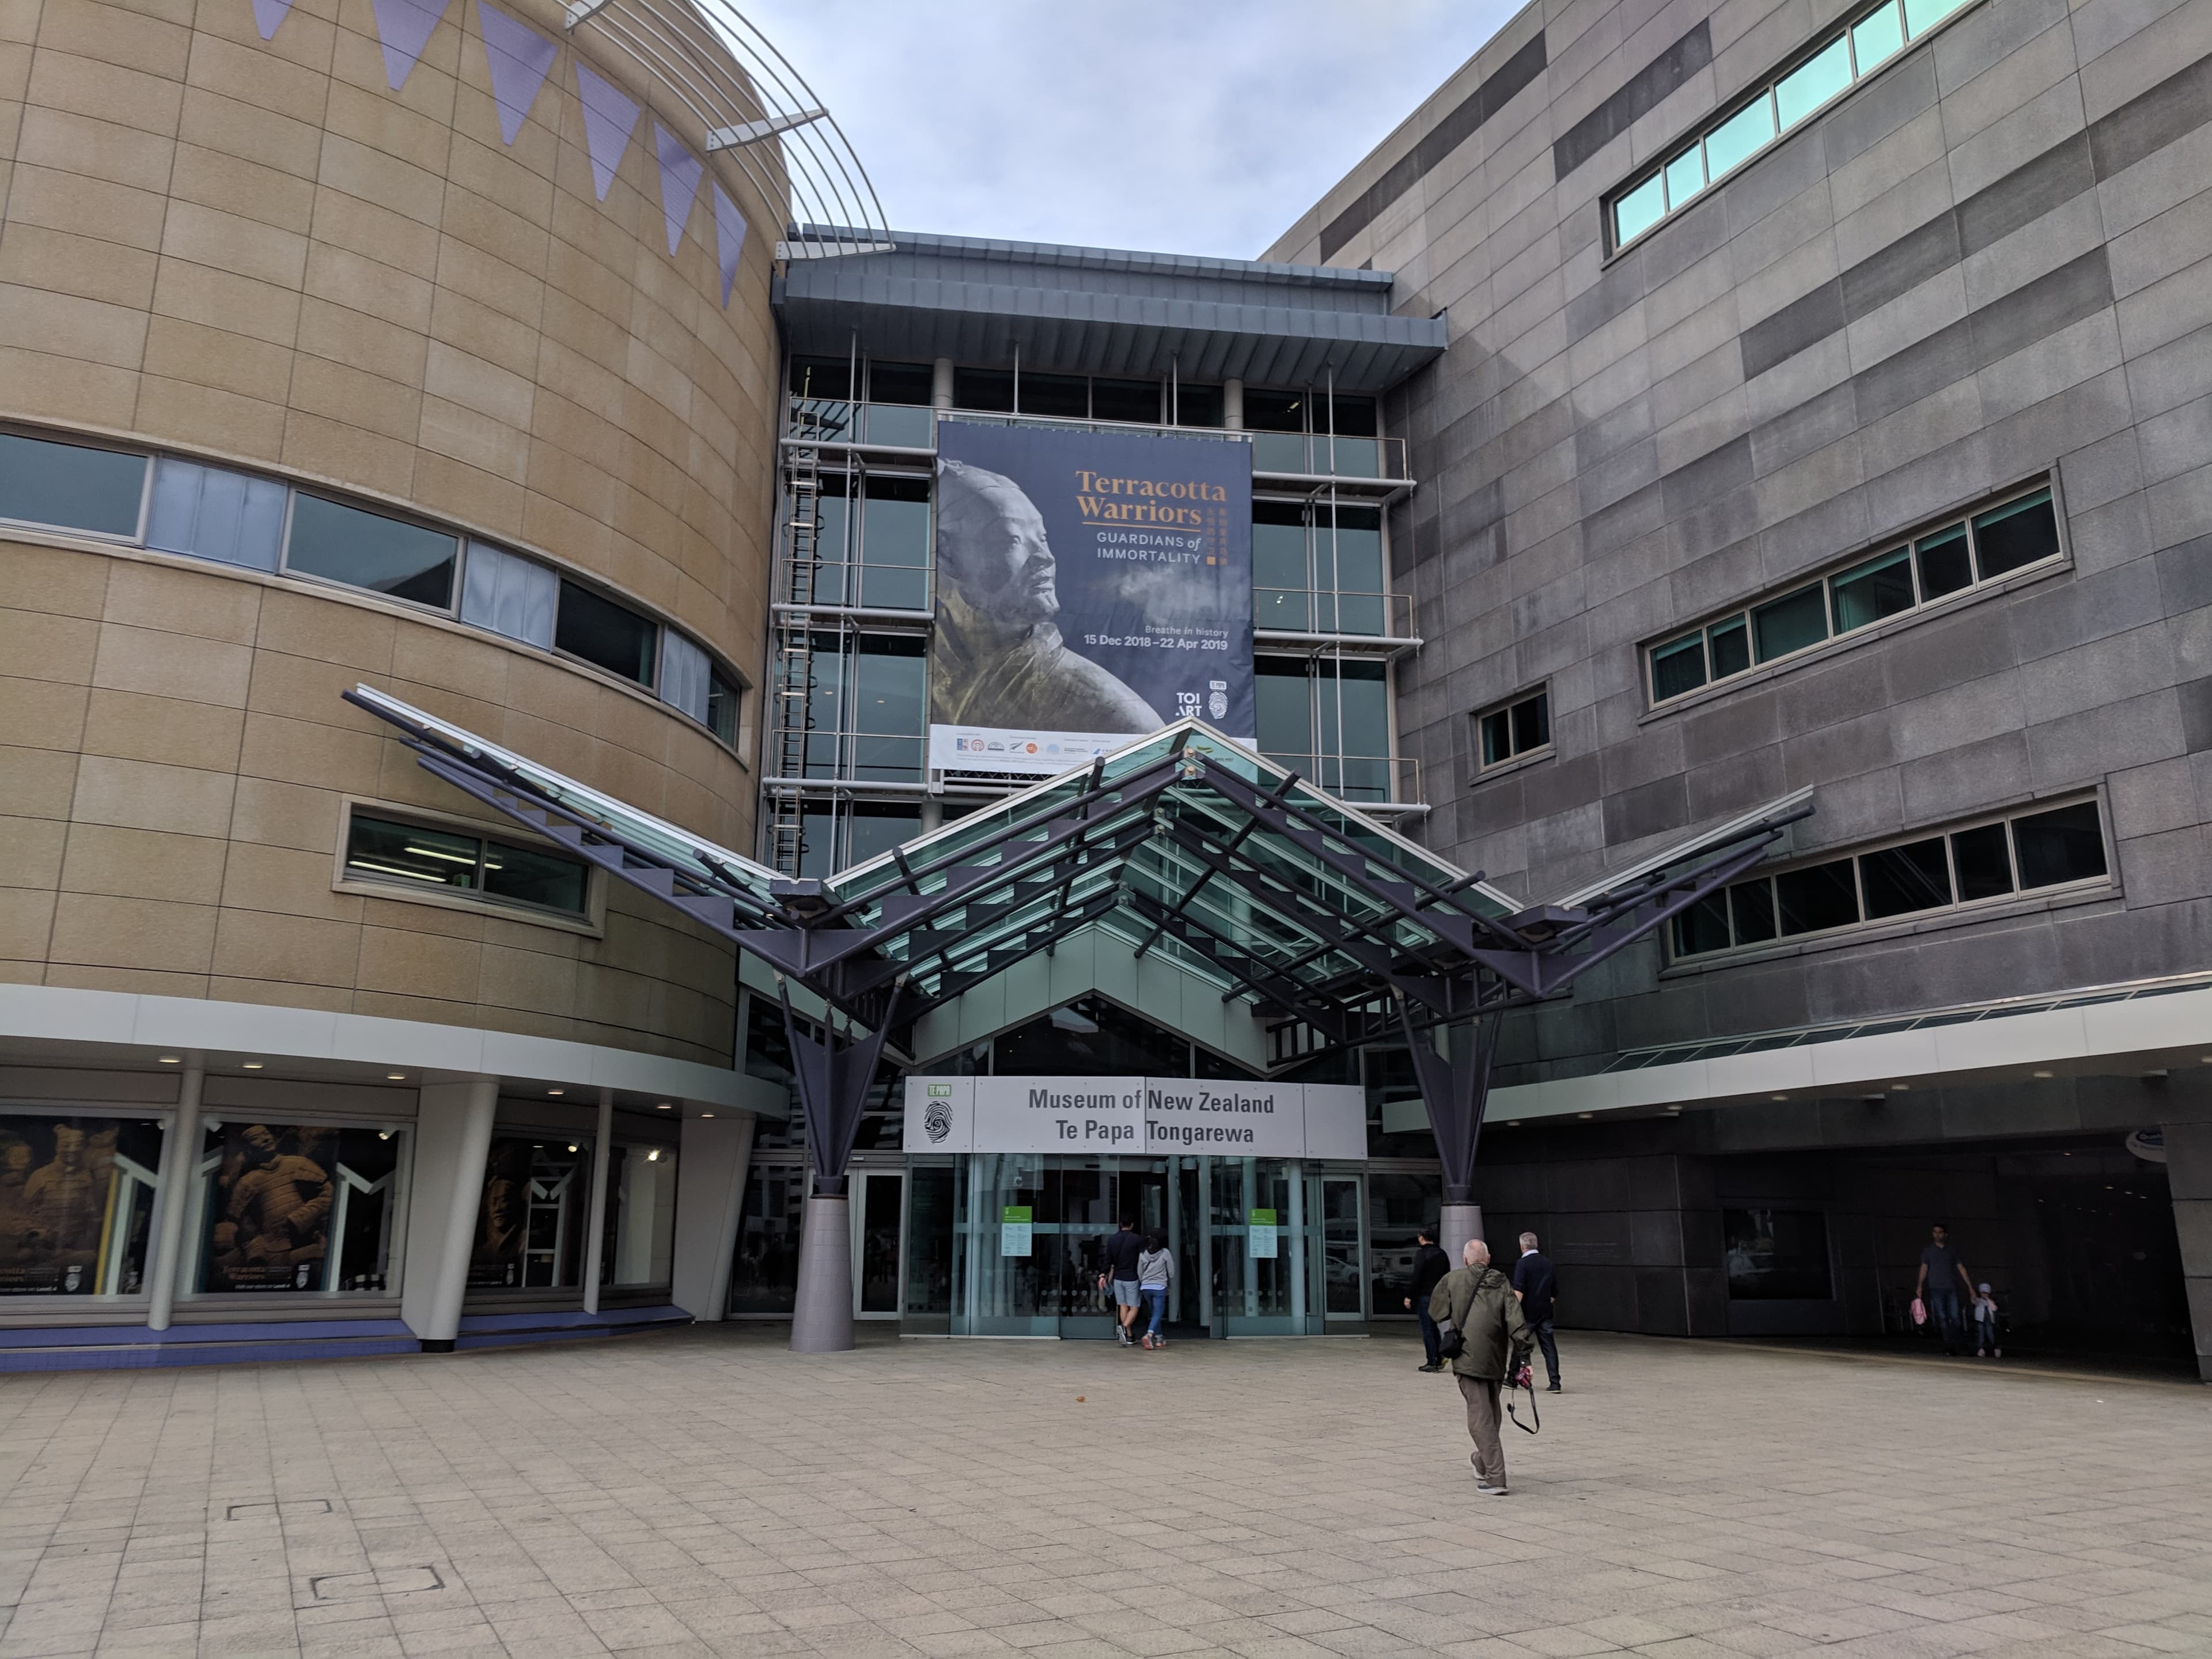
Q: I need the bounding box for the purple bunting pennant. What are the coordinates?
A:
[575,62,641,200]
[371,0,453,90]
[654,124,703,256]
[252,0,293,39]
[476,1,557,145]
[713,183,747,306]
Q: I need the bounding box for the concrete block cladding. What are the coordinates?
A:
[1267,0,2212,1057]
[0,0,789,1065]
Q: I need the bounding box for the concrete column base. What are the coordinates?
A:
[790,1195,854,1353]
[1441,1201,1484,1268]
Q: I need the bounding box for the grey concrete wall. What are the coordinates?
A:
[1271,0,2212,1077]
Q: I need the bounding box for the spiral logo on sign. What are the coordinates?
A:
[924,1100,952,1143]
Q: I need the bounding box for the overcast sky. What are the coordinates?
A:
[742,0,1517,260]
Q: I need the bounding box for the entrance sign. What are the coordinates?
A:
[930,420,1253,775]
[999,1206,1032,1256]
[903,1077,1368,1159]
[1248,1208,1279,1257]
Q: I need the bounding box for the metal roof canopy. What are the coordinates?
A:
[346,686,1808,1211]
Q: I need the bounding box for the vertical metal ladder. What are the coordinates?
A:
[767,442,821,875]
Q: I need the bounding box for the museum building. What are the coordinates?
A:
[3,0,2211,1372]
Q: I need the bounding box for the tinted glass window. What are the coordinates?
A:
[0,432,146,536]
[1173,384,1224,429]
[789,356,851,399]
[1914,523,1972,599]
[1775,35,1851,128]
[287,494,457,609]
[1510,692,1550,753]
[1330,660,1390,759]
[1859,837,1952,918]
[953,368,1014,412]
[1664,143,1705,209]
[1731,879,1777,943]
[146,459,285,570]
[1972,490,2058,581]
[1950,823,2013,900]
[1243,389,1306,433]
[1479,707,1510,767]
[1328,396,1378,439]
[854,636,926,782]
[1257,660,1314,759]
[1903,0,1968,35]
[866,361,932,406]
[1019,373,1088,418]
[1673,892,1729,956]
[860,475,930,609]
[555,579,657,685]
[659,629,712,725]
[1775,859,1858,934]
[1320,506,1384,590]
[1704,94,1775,178]
[1752,584,1828,661]
[1852,1,1904,70]
[706,673,738,744]
[847,802,921,868]
[460,541,557,647]
[1615,172,1665,243]
[1252,502,1309,630]
[1652,634,1707,701]
[2012,802,2105,889]
[482,839,588,914]
[346,814,478,892]
[1090,378,1161,425]
[1709,616,1752,678]
[1830,547,1914,633]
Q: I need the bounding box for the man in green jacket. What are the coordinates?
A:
[1429,1238,1533,1494]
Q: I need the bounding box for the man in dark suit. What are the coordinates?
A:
[1404,1228,1452,1373]
[1511,1231,1561,1392]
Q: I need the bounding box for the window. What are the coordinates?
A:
[796,798,921,878]
[286,493,459,609]
[0,430,146,537]
[460,540,558,647]
[1611,0,1978,249]
[1090,378,1162,425]
[1670,797,2108,959]
[1252,502,1387,635]
[0,1114,165,1296]
[601,1142,679,1289]
[1172,384,1224,429]
[1725,1209,1832,1300]
[1257,657,1393,801]
[195,1120,404,1296]
[1646,483,2059,706]
[471,1138,588,1289]
[556,578,658,686]
[146,458,285,570]
[343,811,590,918]
[795,633,927,783]
[1476,689,1550,771]
[800,472,931,610]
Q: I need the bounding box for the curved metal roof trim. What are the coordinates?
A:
[567,0,891,260]
[794,227,1402,289]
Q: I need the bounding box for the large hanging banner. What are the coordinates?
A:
[930,420,1253,775]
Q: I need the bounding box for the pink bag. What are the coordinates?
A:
[1910,1297,1926,1326]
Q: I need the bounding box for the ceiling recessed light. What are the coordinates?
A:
[386,1073,406,1081]
[2032,1070,2053,1079]
[1771,1093,1788,1101]
[567,1143,578,1153]
[1503,1120,1521,1127]
[548,1089,565,1096]
[701,1112,714,1119]
[1576,1112,1593,1120]
[1891,1083,1910,1092]
[647,1148,661,1161]
[2142,1069,2168,1080]
[657,1102,672,1109]
[242,1061,264,1070]
[158,1055,181,1065]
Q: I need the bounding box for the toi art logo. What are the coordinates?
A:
[924,1099,952,1143]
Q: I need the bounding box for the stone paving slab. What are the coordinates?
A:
[0,1328,2206,1658]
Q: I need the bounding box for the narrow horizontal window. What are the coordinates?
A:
[1663,145,1706,210]
[1646,480,2059,707]
[0,431,146,538]
[461,541,557,648]
[1851,1,1904,70]
[1776,36,1852,128]
[344,812,588,918]
[1615,172,1667,244]
[1902,0,1969,36]
[1672,798,2107,959]
[1702,93,1775,180]
[286,494,457,610]
[556,579,657,687]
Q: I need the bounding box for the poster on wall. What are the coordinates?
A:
[0,1115,164,1296]
[468,1139,587,1289]
[200,1122,338,1293]
[929,420,1253,776]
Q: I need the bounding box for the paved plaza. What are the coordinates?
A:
[0,1329,2207,1659]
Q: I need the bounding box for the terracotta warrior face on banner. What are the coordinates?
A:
[937,459,1060,627]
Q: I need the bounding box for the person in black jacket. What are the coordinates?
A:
[1511,1231,1561,1392]
[1404,1228,1452,1373]
[1098,1217,1146,1347]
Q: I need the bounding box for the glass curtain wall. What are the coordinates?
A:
[1256,657,1394,801]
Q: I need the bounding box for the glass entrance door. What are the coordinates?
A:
[1319,1176,1365,1321]
[854,1171,903,1319]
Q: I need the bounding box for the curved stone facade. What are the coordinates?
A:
[0,0,781,1066]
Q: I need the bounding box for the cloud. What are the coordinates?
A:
[740,0,1516,259]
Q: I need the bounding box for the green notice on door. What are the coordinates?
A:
[1248,1207,1279,1259]
[1001,1205,1032,1257]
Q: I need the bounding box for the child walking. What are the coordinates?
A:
[1137,1232,1174,1349]
[1972,1282,2001,1358]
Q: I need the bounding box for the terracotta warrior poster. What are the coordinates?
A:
[929,419,1253,775]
